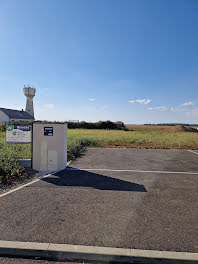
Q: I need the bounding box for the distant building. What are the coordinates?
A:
[113,121,124,129]
[0,108,34,124]
[23,86,36,118]
[0,85,36,124]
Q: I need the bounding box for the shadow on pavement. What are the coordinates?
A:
[41,168,147,192]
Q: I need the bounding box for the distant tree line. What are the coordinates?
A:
[37,120,125,129]
[66,120,124,129]
[0,120,126,131]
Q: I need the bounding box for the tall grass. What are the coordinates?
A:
[68,129,198,149]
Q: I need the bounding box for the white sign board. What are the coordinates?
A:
[6,125,31,144]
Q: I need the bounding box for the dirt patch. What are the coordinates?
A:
[126,124,198,132]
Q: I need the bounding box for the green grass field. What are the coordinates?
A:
[1,129,198,160]
[68,129,198,149]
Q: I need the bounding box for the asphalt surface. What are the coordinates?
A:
[0,148,198,253]
[71,148,198,172]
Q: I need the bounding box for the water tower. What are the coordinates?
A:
[23,86,36,118]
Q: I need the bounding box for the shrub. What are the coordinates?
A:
[0,154,28,185]
[67,138,97,161]
[0,124,6,132]
[9,120,33,126]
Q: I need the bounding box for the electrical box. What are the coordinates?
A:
[32,123,67,172]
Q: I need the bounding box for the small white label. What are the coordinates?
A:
[48,150,58,171]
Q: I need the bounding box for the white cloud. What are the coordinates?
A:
[136,99,151,104]
[43,104,55,109]
[182,102,195,106]
[170,107,187,112]
[128,99,151,105]
[148,106,168,111]
[89,98,96,102]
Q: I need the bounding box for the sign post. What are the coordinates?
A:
[6,125,31,144]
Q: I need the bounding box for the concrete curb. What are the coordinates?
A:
[0,241,198,263]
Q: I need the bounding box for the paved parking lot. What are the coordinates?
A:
[0,148,198,253]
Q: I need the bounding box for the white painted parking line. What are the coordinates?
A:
[68,167,198,175]
[0,168,65,199]
[188,150,198,155]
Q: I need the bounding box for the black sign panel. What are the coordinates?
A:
[44,127,53,136]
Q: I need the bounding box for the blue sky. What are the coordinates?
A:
[0,0,198,123]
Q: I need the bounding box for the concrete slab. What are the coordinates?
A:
[18,159,31,168]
